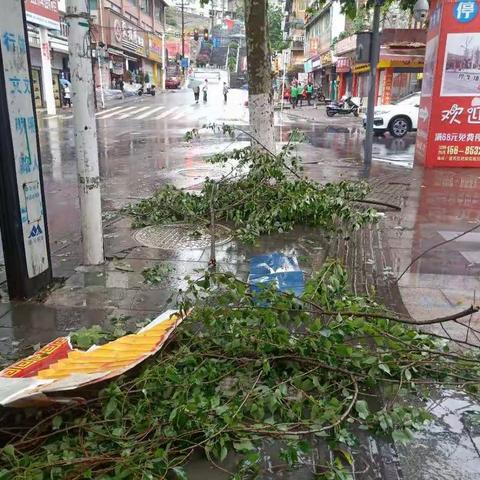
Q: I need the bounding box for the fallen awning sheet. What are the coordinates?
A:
[0,309,185,407]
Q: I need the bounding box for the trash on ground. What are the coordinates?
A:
[0,310,185,407]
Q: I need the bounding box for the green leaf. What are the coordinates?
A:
[378,363,391,375]
[171,467,188,480]
[404,369,412,381]
[233,439,255,452]
[355,400,369,420]
[52,416,63,430]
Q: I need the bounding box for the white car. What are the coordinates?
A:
[364,92,421,138]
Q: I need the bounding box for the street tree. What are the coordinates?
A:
[198,0,276,152]
[307,0,417,19]
[244,0,276,153]
[268,5,288,53]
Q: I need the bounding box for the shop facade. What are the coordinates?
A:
[334,30,425,108]
[94,9,165,89]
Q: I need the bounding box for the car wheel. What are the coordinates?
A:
[389,116,410,138]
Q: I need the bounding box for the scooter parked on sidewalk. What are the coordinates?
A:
[326,97,359,117]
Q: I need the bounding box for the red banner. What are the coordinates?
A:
[415,0,480,167]
[25,0,60,30]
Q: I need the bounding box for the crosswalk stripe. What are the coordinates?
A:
[95,105,124,116]
[118,106,151,119]
[155,106,179,119]
[135,106,165,119]
[97,105,137,119]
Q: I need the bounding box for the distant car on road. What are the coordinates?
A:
[364,92,421,138]
[166,77,181,89]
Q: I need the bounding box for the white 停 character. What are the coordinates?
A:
[467,106,480,124]
[456,2,475,20]
[441,104,464,124]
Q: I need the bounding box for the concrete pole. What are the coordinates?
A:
[363,0,382,165]
[98,48,105,109]
[39,27,56,115]
[162,32,166,90]
[66,0,104,265]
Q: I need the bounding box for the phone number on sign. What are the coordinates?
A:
[442,145,480,155]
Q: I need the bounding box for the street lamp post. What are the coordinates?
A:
[363,0,383,165]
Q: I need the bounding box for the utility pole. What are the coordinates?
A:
[66,0,104,265]
[181,0,185,76]
[363,0,383,165]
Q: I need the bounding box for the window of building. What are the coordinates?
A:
[89,0,98,10]
[128,0,138,6]
[154,0,164,23]
[140,0,152,14]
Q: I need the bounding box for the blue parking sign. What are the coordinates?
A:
[454,0,478,22]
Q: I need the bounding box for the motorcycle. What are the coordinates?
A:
[326,97,359,117]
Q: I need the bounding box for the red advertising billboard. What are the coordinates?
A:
[25,0,60,30]
[415,0,480,167]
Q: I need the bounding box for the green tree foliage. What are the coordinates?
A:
[307,0,417,20]
[268,4,288,53]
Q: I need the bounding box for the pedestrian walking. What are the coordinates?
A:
[306,81,314,106]
[290,82,298,109]
[223,82,229,103]
[298,83,304,107]
[202,79,208,102]
[119,79,124,99]
[193,84,200,103]
[63,85,71,107]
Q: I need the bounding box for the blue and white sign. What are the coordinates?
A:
[454,1,479,23]
[0,0,49,278]
[181,57,189,68]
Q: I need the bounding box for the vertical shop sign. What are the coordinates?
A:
[415,0,480,167]
[0,0,51,297]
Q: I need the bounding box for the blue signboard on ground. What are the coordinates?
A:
[248,252,305,298]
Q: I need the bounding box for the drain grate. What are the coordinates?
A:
[133,223,232,250]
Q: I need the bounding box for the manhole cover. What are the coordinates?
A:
[176,167,224,179]
[133,223,232,250]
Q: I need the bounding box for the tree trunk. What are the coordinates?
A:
[244,0,276,154]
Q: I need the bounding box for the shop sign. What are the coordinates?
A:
[336,57,351,73]
[415,0,480,167]
[110,13,146,57]
[311,56,321,70]
[352,63,370,74]
[147,33,162,62]
[334,35,357,56]
[321,51,332,66]
[304,59,312,73]
[25,0,60,30]
[0,0,49,277]
[112,58,124,75]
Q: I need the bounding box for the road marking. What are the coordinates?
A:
[135,106,165,119]
[97,105,137,119]
[118,106,151,119]
[172,109,189,120]
[155,106,179,119]
[95,105,124,116]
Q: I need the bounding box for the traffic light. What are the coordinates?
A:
[203,28,209,40]
[193,28,199,41]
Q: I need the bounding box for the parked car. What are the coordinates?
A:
[166,77,181,89]
[363,92,421,138]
